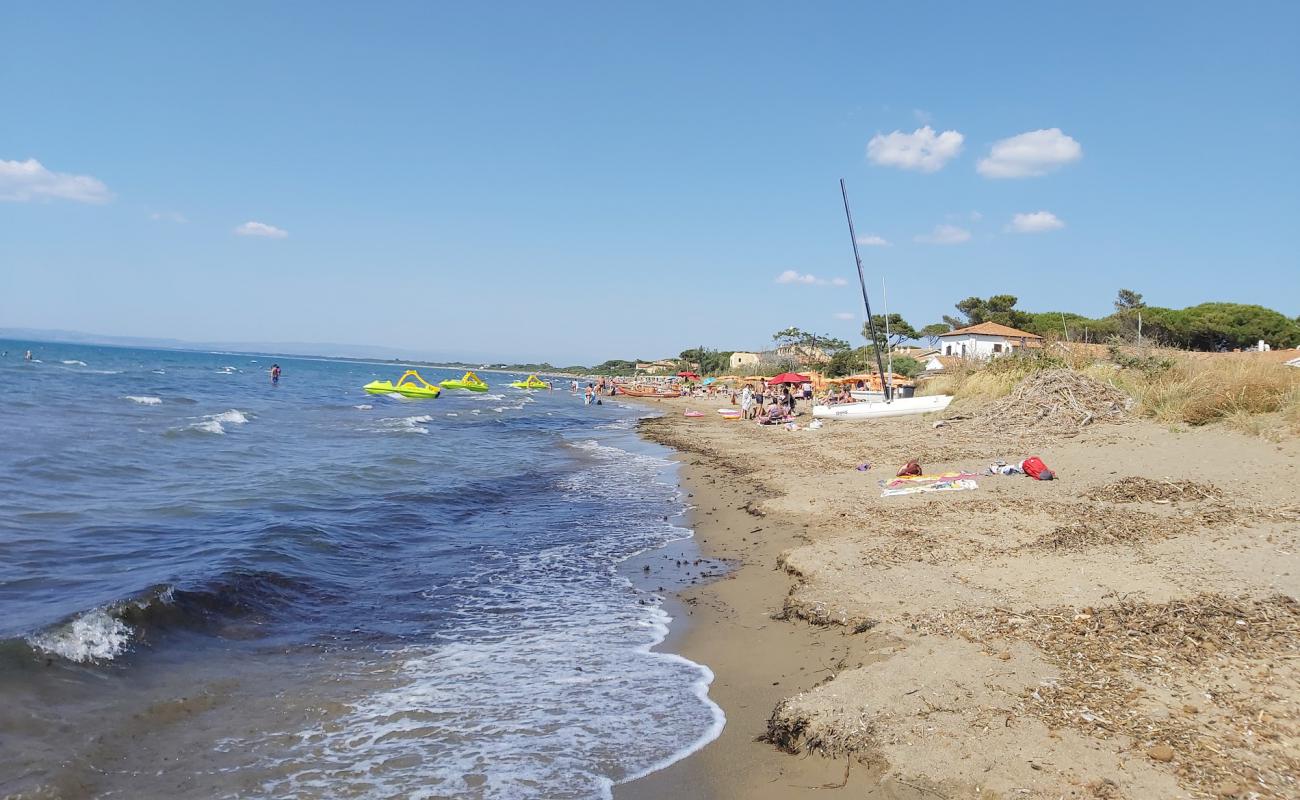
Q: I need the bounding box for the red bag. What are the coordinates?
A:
[1021,457,1055,481]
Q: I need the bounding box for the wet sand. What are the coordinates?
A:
[619,394,1300,799]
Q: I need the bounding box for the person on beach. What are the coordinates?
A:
[270,364,281,384]
[741,383,754,419]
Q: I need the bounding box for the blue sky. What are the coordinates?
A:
[3,2,1297,364]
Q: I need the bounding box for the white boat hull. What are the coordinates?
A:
[813,395,953,420]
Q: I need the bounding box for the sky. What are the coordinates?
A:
[2,1,1297,364]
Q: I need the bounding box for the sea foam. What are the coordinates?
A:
[26,608,134,663]
[124,395,163,405]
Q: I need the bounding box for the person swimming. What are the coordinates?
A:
[270,364,281,383]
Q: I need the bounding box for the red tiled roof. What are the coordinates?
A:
[939,321,1043,339]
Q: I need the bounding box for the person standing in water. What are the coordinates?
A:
[270,364,281,384]
[25,350,34,361]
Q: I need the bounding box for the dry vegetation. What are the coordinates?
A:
[918,596,1300,798]
[921,347,1300,438]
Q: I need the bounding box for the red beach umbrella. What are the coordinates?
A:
[766,372,810,385]
[677,371,700,379]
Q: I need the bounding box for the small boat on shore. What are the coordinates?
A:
[616,385,682,398]
[363,370,442,398]
[440,371,489,392]
[813,394,951,420]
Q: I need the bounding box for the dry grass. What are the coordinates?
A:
[921,347,1300,435]
[1118,354,1300,426]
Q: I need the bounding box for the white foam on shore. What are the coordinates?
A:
[124,395,163,405]
[26,608,134,663]
[241,411,723,800]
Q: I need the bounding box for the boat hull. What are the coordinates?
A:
[813,395,952,420]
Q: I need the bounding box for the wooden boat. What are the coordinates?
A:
[813,395,952,420]
[615,385,682,398]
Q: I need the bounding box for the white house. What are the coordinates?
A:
[935,322,1043,360]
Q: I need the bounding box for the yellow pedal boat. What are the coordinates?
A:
[440,370,489,392]
[509,374,549,390]
[363,370,442,398]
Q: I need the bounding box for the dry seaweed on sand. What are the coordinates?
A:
[918,595,1300,798]
[1085,476,1224,503]
[958,369,1133,435]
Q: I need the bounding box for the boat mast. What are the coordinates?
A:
[839,179,891,401]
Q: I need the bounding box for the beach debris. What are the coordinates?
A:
[917,594,1300,797]
[855,462,872,471]
[1084,476,1223,503]
[963,368,1133,435]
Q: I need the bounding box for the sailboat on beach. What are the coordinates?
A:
[813,180,954,421]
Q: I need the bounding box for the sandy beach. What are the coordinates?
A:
[619,391,1299,800]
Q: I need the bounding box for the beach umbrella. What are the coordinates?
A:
[677,371,700,379]
[766,372,810,385]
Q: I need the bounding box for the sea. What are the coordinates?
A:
[0,340,723,799]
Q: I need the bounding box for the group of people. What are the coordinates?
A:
[574,378,616,405]
[738,380,811,424]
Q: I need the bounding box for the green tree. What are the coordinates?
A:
[862,314,918,349]
[1114,289,1146,312]
[771,327,849,364]
[951,295,1034,330]
[919,323,951,347]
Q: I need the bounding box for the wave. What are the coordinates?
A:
[353,404,373,410]
[19,571,325,664]
[182,409,251,435]
[373,414,434,434]
[124,395,163,405]
[25,607,134,663]
[61,359,88,366]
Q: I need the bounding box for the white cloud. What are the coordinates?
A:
[776,270,817,285]
[1007,210,1065,233]
[776,271,848,287]
[856,234,890,247]
[867,126,964,173]
[833,312,856,321]
[914,224,972,245]
[0,158,112,204]
[150,210,188,223]
[234,221,288,239]
[977,128,1082,178]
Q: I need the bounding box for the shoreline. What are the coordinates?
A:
[618,394,1299,799]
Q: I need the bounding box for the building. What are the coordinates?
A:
[935,322,1043,360]
[729,351,761,370]
[635,359,679,375]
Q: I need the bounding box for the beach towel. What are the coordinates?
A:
[880,472,979,497]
